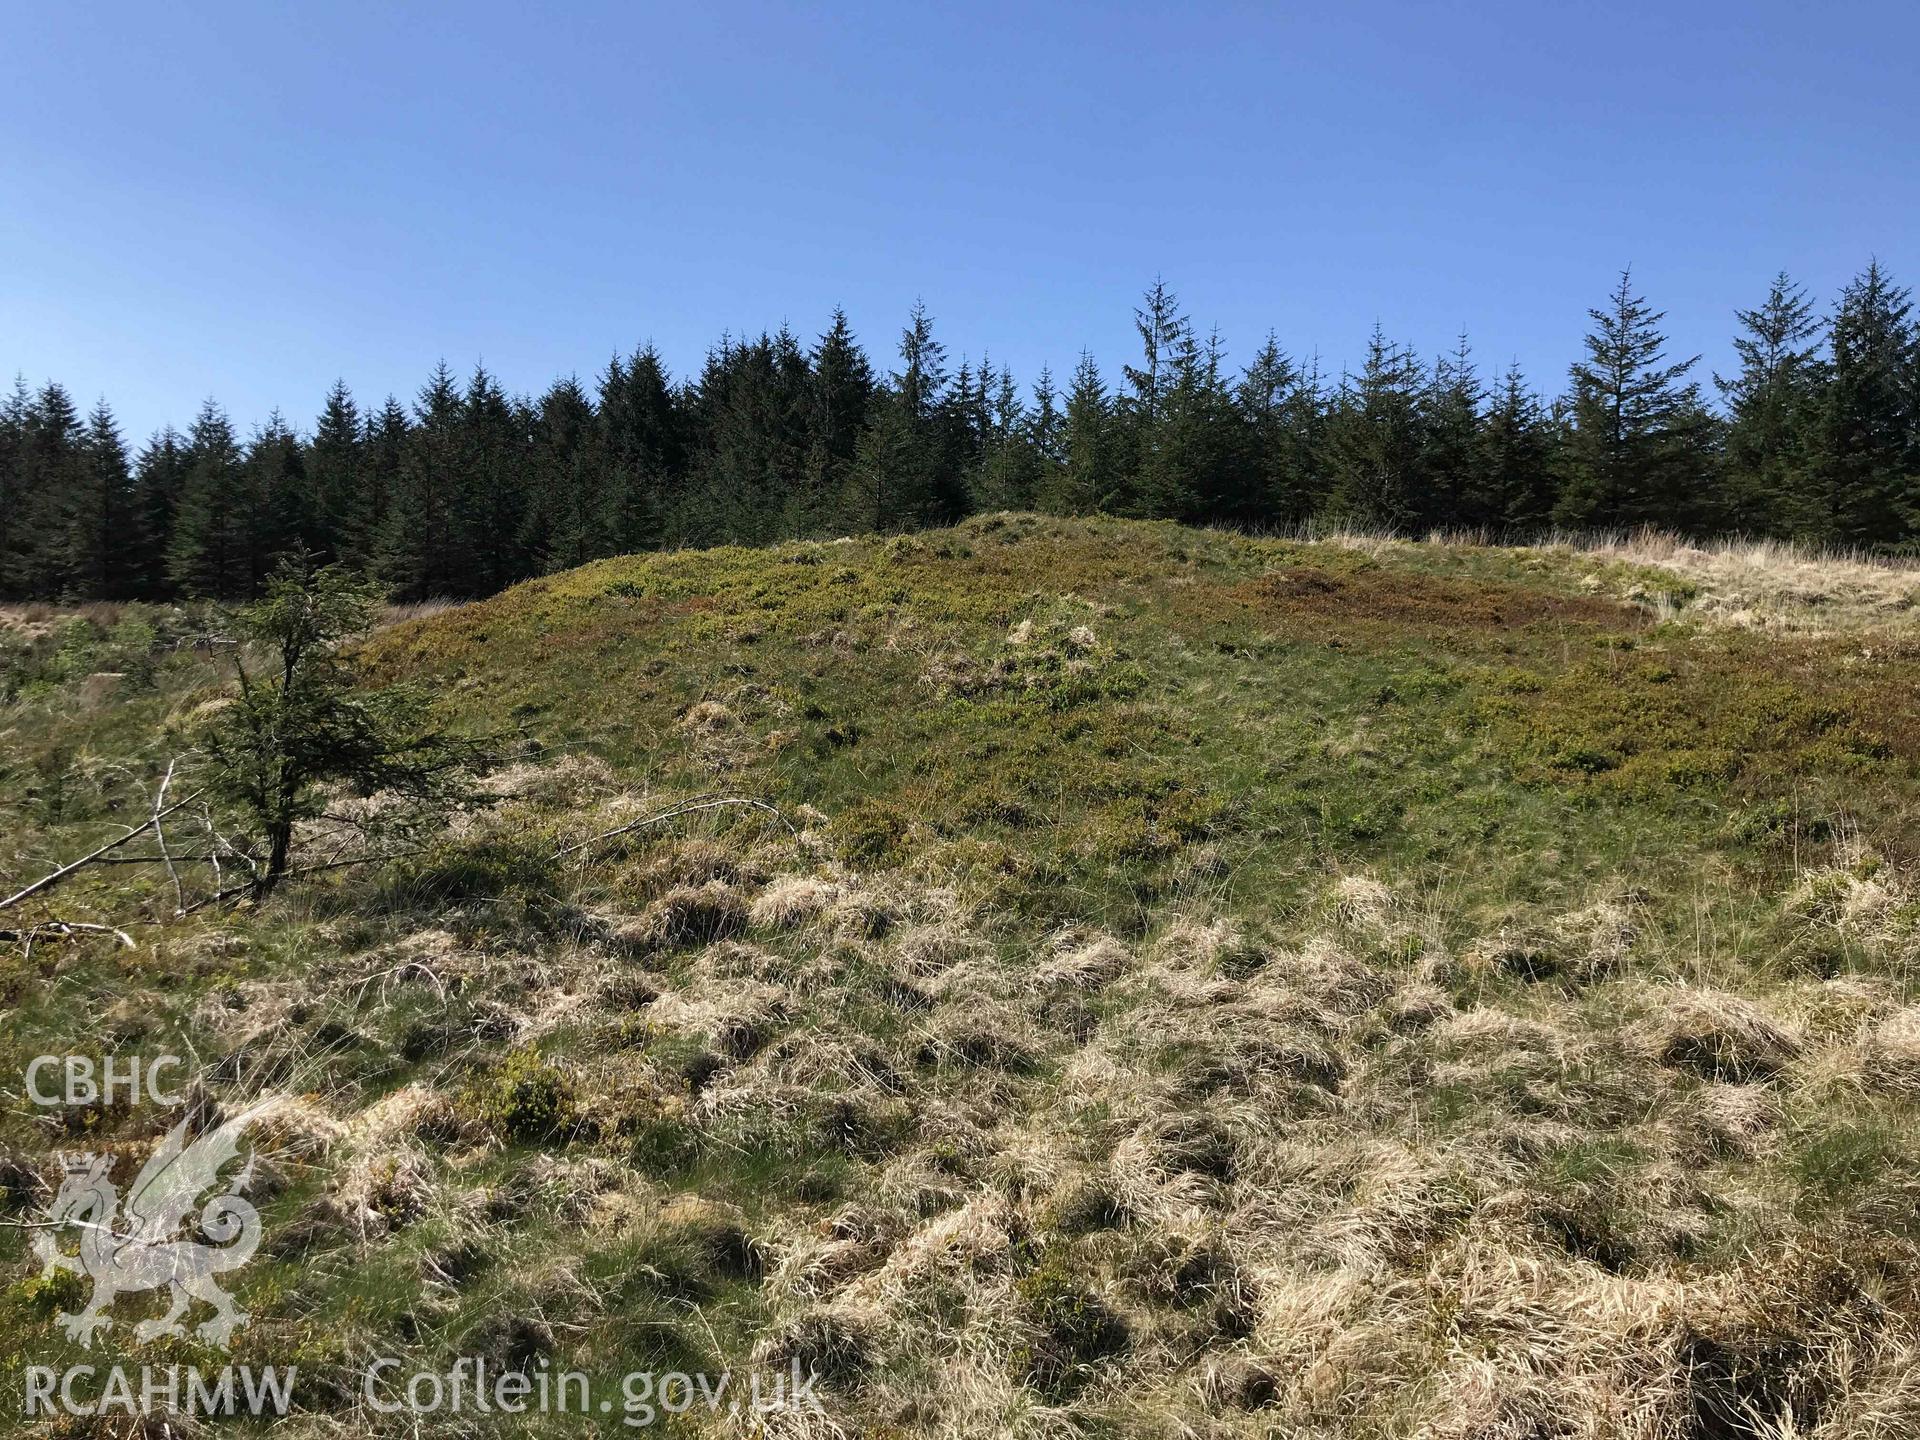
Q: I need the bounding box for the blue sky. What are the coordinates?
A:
[3,1,1915,445]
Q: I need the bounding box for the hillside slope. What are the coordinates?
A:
[6,514,1920,1437]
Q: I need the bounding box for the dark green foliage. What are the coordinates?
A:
[1324,327,1428,529]
[467,1050,579,1143]
[1554,270,1721,532]
[1818,260,1917,546]
[1043,350,1122,515]
[378,362,477,601]
[204,557,487,891]
[166,400,252,597]
[1481,365,1558,531]
[1718,273,1827,536]
[8,266,1920,604]
[62,400,142,600]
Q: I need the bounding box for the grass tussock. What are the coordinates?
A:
[7,515,1920,1436]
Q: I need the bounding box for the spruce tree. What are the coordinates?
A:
[599,345,683,553]
[1420,333,1484,529]
[843,394,922,533]
[0,376,33,596]
[1043,352,1118,515]
[65,401,139,599]
[380,363,478,600]
[168,400,251,596]
[1716,273,1827,537]
[242,411,308,589]
[357,397,409,572]
[1148,328,1249,522]
[1237,334,1300,523]
[7,383,87,595]
[1480,364,1557,533]
[464,365,532,592]
[308,381,363,565]
[1819,260,1916,546]
[892,301,965,524]
[1121,279,1195,515]
[971,366,1038,511]
[1123,278,1190,429]
[801,312,873,534]
[1323,328,1427,529]
[1554,270,1717,532]
[131,427,191,599]
[835,305,952,533]
[526,375,602,571]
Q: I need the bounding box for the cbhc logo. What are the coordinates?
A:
[25,1056,184,1108]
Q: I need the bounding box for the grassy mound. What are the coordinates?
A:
[5,514,1920,1436]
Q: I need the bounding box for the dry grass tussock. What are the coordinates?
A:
[1589,529,1920,632]
[24,753,1920,1440]
[1303,521,1920,632]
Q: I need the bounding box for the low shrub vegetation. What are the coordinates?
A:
[6,515,1920,1436]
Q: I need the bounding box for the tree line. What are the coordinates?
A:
[3,263,1917,603]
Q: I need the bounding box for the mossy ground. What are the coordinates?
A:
[5,514,1920,1437]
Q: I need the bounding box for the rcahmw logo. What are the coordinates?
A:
[24,1363,296,1420]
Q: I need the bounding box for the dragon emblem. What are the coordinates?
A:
[31,1099,276,1349]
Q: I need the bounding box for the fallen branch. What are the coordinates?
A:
[555,795,798,859]
[178,850,421,915]
[152,759,186,916]
[0,792,203,912]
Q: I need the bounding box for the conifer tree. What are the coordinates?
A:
[307,381,363,565]
[599,345,683,553]
[891,301,965,524]
[801,311,873,533]
[843,394,922,533]
[1323,328,1427,529]
[1554,270,1717,532]
[1121,279,1195,515]
[837,305,952,532]
[526,375,602,570]
[971,366,1038,511]
[1242,341,1328,526]
[1123,278,1190,430]
[356,396,409,571]
[0,377,34,595]
[63,401,139,599]
[1716,274,1826,536]
[1818,260,1916,546]
[1421,334,1485,529]
[1043,352,1118,515]
[1148,328,1248,522]
[1480,364,1557,532]
[131,427,191,599]
[168,400,251,596]
[380,363,477,600]
[7,383,87,595]
[464,365,531,592]
[242,411,308,588]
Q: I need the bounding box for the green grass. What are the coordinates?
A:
[7,515,1920,1436]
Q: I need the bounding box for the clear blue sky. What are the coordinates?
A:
[4,1,1915,445]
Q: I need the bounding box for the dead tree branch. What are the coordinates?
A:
[0,920,138,952]
[554,795,798,859]
[0,791,203,912]
[152,758,186,915]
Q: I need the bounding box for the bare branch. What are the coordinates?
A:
[0,920,137,950]
[554,795,797,860]
[0,791,204,912]
[153,758,186,916]
[178,850,420,915]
